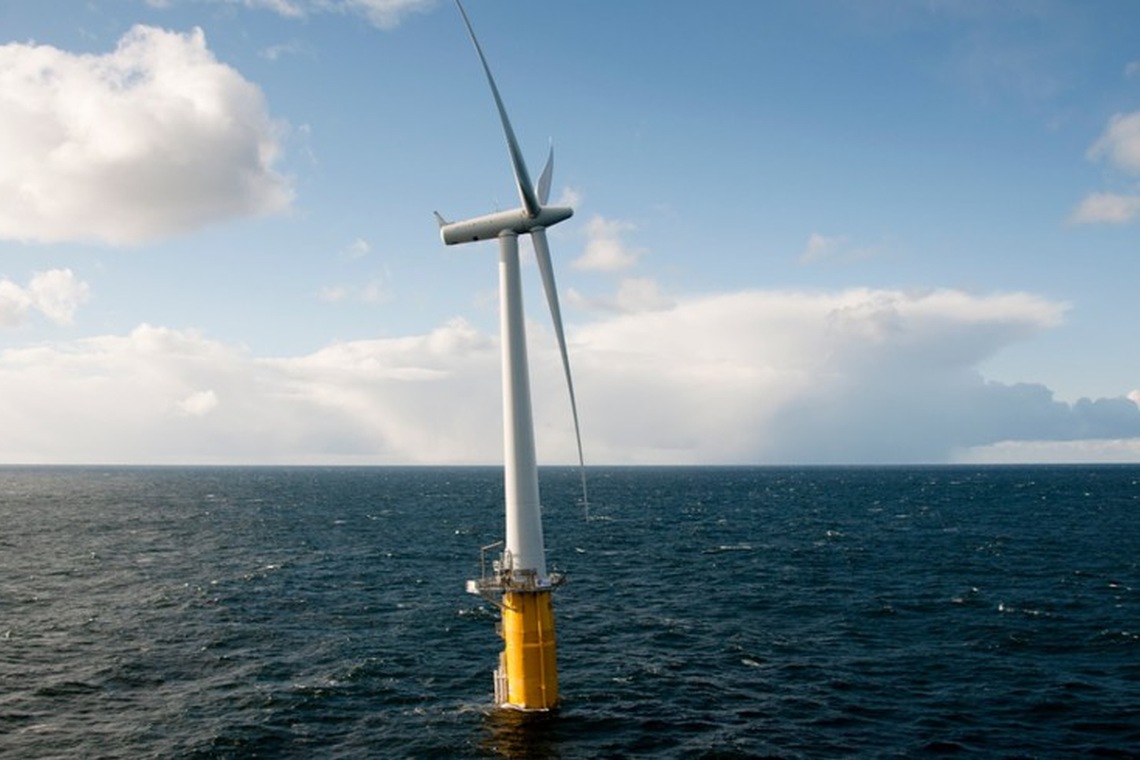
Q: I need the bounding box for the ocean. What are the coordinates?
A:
[1,465,1137,758]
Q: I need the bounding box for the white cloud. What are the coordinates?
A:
[556,186,582,208]
[0,320,498,464]
[0,324,258,462]
[1070,110,1140,225]
[0,280,33,327]
[244,0,306,18]
[360,279,386,303]
[334,0,437,29]
[320,239,384,303]
[567,277,675,315]
[798,232,882,264]
[345,237,372,259]
[317,277,388,304]
[573,215,643,272]
[4,287,1134,466]
[614,278,674,313]
[241,0,435,29]
[318,285,349,303]
[799,232,846,263]
[177,389,219,417]
[1068,192,1140,225]
[260,40,311,61]
[957,437,1140,464]
[567,288,1078,463]
[26,269,91,325]
[0,269,90,327]
[0,26,292,245]
[1089,111,1140,173]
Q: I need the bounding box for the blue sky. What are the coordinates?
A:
[2,0,1139,465]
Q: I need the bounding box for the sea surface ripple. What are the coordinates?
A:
[1,465,1138,758]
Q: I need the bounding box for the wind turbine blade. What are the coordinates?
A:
[536,144,554,206]
[455,0,541,218]
[530,227,589,510]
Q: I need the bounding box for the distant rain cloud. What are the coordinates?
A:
[0,26,292,245]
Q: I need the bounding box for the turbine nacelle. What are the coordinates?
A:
[439,206,573,246]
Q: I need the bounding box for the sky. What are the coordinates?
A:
[2,0,1140,466]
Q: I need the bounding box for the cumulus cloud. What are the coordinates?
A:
[0,269,90,327]
[567,287,1080,463]
[0,26,292,245]
[4,287,1137,466]
[573,215,643,272]
[1071,110,1140,225]
[0,283,31,327]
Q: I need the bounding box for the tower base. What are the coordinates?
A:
[467,547,563,711]
[498,588,558,710]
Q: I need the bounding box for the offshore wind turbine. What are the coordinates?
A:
[436,0,586,711]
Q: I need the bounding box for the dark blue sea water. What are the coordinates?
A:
[1,466,1137,758]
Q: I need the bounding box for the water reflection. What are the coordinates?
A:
[480,708,563,759]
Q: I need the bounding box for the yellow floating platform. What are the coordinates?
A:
[497,588,558,710]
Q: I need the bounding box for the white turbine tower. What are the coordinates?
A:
[437,0,586,711]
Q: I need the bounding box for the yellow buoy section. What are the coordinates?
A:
[500,588,558,710]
